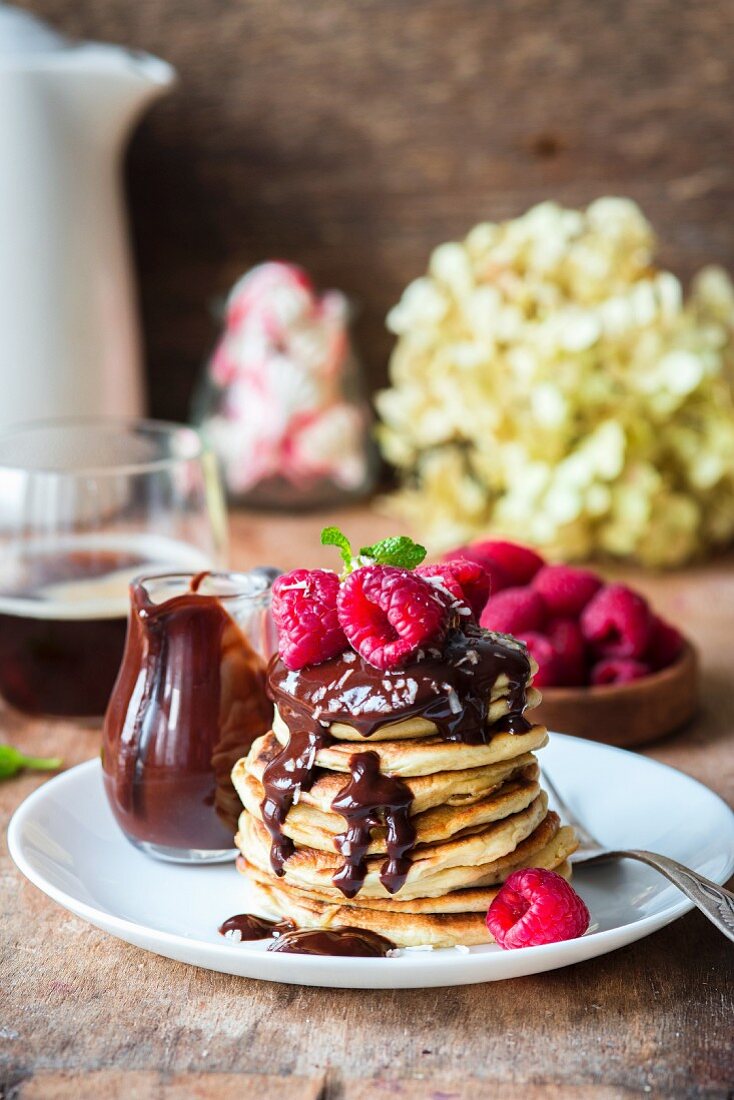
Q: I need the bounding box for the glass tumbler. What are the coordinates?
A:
[102,570,276,863]
[0,418,227,720]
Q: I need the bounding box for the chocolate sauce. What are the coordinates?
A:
[103,576,272,852]
[260,727,333,874]
[189,571,209,594]
[218,913,295,940]
[259,624,532,897]
[267,927,395,957]
[496,712,532,735]
[331,751,415,897]
[268,624,531,746]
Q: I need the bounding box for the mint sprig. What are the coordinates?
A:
[321,526,427,573]
[359,535,427,570]
[321,526,354,571]
[0,745,62,781]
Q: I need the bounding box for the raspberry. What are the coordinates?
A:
[646,615,685,670]
[416,559,490,619]
[545,618,587,686]
[445,548,510,596]
[580,583,652,658]
[532,565,602,618]
[486,867,590,949]
[591,657,651,685]
[337,565,449,670]
[480,587,545,636]
[271,569,347,670]
[467,540,544,586]
[520,631,562,687]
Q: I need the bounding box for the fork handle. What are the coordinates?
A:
[616,849,734,943]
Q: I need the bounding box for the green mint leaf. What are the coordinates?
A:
[321,526,353,571]
[359,535,427,570]
[0,745,62,781]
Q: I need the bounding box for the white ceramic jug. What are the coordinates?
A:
[0,6,176,429]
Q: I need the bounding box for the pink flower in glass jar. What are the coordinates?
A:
[198,260,372,501]
[286,403,368,489]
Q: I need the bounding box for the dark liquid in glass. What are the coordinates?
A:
[0,611,128,718]
[0,545,205,719]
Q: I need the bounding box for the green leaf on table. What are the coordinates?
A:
[359,535,427,570]
[0,745,62,781]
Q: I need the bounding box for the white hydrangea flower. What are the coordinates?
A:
[377,198,734,565]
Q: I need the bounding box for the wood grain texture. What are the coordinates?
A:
[1,507,733,1099]
[16,1072,327,1100]
[341,1086,648,1100]
[12,0,734,422]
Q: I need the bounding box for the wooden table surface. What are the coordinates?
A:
[2,507,733,1100]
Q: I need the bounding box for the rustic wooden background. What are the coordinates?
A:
[15,0,734,421]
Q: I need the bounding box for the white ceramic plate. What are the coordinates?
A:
[8,733,734,989]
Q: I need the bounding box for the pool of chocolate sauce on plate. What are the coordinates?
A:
[103,573,272,852]
[217,907,396,956]
[267,927,395,957]
[218,913,295,940]
[260,624,532,898]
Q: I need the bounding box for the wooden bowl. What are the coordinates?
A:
[533,642,699,748]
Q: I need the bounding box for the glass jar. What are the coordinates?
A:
[0,418,226,721]
[102,570,275,863]
[192,262,378,510]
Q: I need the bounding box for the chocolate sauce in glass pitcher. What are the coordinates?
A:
[102,572,273,859]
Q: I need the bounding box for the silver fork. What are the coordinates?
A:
[542,769,734,943]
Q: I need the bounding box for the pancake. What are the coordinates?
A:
[246,864,574,948]
[235,734,540,814]
[271,685,543,744]
[268,626,536,746]
[270,721,549,776]
[246,868,498,946]
[236,768,541,854]
[241,817,574,913]
[240,829,576,947]
[237,791,549,901]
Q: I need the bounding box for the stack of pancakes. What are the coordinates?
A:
[232,635,577,948]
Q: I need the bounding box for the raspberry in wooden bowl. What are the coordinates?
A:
[532,642,698,748]
[444,542,699,748]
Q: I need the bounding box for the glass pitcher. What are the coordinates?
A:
[102,570,275,863]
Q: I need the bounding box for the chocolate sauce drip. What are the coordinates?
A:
[218,913,295,941]
[268,624,531,745]
[496,712,532,734]
[267,927,395,957]
[260,727,333,875]
[331,751,415,898]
